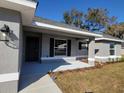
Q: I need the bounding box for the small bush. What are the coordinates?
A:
[119,57,124,62]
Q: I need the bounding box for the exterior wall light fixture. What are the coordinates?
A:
[0,24,13,41]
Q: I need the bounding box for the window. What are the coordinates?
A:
[54,39,67,56]
[110,43,115,55]
[79,41,88,50]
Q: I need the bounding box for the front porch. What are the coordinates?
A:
[20,26,96,80]
[21,59,92,76]
[20,25,97,76]
[23,28,96,65]
[19,59,92,93]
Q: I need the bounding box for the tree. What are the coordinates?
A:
[63,8,117,33]
[63,9,83,27]
[63,11,72,24]
[84,8,117,32]
[105,23,124,39]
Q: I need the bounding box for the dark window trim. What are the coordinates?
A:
[54,39,67,56]
[110,43,115,55]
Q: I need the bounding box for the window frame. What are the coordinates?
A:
[110,43,115,56]
[54,38,68,57]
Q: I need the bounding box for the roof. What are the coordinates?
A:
[95,34,124,42]
[31,17,102,38]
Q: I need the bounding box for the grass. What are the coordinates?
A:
[52,62,124,93]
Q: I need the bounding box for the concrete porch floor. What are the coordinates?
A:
[21,60,92,76]
[19,60,92,93]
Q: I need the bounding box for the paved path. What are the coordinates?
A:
[52,60,92,72]
[19,60,93,93]
[19,74,62,93]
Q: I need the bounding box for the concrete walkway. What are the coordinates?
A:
[19,60,93,93]
[19,74,62,93]
[52,60,92,72]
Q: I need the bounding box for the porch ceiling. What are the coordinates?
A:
[23,26,93,39]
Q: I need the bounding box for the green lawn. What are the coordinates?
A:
[52,62,124,93]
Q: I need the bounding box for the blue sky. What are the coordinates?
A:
[35,0,124,22]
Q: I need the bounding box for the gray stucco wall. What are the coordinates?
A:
[42,33,88,57]
[95,42,110,57]
[95,41,122,62]
[115,44,121,56]
[0,81,18,93]
[88,38,95,65]
[0,8,22,93]
[121,48,124,55]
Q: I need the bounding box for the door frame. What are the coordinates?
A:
[23,32,42,63]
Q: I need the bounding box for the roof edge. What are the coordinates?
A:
[33,21,103,38]
[95,38,124,42]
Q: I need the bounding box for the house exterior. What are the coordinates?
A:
[0,0,123,93]
[28,17,101,63]
[95,34,124,62]
[0,0,103,93]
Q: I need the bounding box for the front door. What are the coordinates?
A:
[25,36,40,62]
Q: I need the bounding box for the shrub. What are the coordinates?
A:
[119,57,124,62]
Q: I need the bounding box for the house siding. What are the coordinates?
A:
[0,8,22,93]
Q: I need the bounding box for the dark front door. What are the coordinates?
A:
[25,36,40,62]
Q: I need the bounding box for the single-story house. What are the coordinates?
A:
[0,0,102,93]
[95,34,124,62]
[0,0,123,93]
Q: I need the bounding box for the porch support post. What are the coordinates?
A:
[88,38,95,66]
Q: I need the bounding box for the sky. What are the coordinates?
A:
[35,0,124,23]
